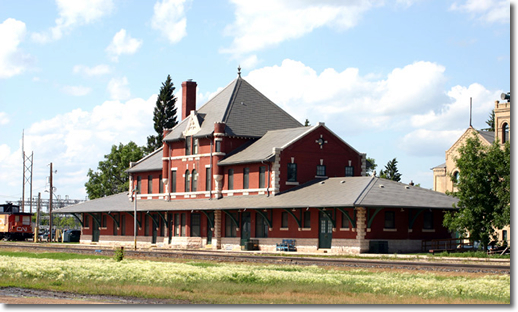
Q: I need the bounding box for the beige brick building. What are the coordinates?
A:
[432,96,510,246]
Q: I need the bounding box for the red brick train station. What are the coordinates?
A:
[56,73,457,254]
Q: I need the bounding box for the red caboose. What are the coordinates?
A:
[0,203,33,241]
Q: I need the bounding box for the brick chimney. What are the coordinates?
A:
[182,79,197,120]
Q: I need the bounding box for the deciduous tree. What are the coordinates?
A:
[85,142,144,199]
[443,134,510,248]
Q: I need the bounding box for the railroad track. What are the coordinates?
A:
[0,242,510,274]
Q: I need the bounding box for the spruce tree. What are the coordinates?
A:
[379,158,402,182]
[146,75,178,153]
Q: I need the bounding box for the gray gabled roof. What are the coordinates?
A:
[218,126,312,165]
[126,147,163,173]
[477,130,495,144]
[54,177,458,214]
[164,77,302,141]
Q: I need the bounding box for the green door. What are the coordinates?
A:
[92,213,100,242]
[240,211,251,246]
[319,211,332,248]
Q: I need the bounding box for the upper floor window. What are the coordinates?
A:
[185,136,192,156]
[193,138,199,154]
[215,140,222,153]
[345,166,354,177]
[206,167,211,191]
[259,166,266,188]
[453,171,460,184]
[185,170,190,192]
[228,169,234,190]
[136,176,141,194]
[316,165,326,177]
[287,163,297,182]
[159,174,163,194]
[171,170,177,193]
[191,169,197,192]
[502,122,509,143]
[243,167,249,189]
[148,175,153,194]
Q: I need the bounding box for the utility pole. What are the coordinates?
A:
[49,163,53,242]
[35,192,41,243]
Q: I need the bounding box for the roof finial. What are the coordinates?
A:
[237,65,241,77]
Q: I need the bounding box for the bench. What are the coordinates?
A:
[276,239,297,252]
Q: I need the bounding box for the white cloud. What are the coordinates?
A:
[61,85,92,96]
[244,59,501,159]
[151,0,190,44]
[106,29,143,62]
[450,0,510,23]
[32,0,114,43]
[410,83,501,130]
[222,1,380,58]
[107,77,131,101]
[0,18,31,78]
[240,55,259,70]
[73,64,111,76]
[0,95,157,200]
[245,59,449,130]
[0,112,9,125]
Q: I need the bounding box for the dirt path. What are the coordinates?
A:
[0,287,192,304]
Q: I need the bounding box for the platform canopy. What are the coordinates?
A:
[53,177,458,214]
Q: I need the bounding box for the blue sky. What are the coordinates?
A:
[0,0,511,205]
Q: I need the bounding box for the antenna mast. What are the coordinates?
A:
[21,130,34,213]
[469,97,472,127]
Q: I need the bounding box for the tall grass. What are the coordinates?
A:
[0,251,509,304]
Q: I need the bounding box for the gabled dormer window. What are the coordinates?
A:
[287,163,297,182]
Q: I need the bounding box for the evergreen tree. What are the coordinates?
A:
[379,158,402,182]
[85,142,145,199]
[443,134,510,249]
[304,119,310,126]
[145,75,178,153]
[482,109,495,132]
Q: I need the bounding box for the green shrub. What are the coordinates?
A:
[114,247,124,262]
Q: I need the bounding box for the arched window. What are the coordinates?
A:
[185,170,190,192]
[453,171,460,184]
[502,123,509,143]
[191,169,197,192]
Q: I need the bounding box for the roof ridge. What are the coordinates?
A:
[353,176,376,206]
[222,77,242,123]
